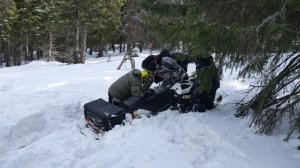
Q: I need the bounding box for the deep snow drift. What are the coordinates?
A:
[0,51,299,168]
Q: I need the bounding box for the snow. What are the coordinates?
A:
[0,50,299,168]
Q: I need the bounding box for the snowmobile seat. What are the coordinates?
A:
[112,97,141,114]
[122,96,141,113]
[112,98,126,108]
[83,98,125,132]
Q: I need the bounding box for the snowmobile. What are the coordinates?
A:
[83,77,222,133]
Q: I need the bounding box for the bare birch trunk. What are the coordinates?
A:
[48,32,53,62]
[117,47,135,70]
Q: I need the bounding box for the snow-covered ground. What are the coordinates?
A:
[0,50,299,168]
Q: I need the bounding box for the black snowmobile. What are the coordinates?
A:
[83,77,222,133]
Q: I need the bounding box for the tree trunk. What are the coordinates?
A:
[13,44,22,66]
[97,44,103,57]
[138,43,143,53]
[79,29,87,64]
[26,36,29,60]
[5,44,11,67]
[18,44,22,65]
[97,34,103,57]
[48,32,53,62]
[0,42,3,67]
[117,55,135,70]
[122,39,126,52]
[117,44,135,70]
[89,45,93,55]
[117,57,126,70]
[29,45,34,61]
[12,45,17,66]
[37,50,43,60]
[74,11,80,64]
[111,40,115,53]
[150,42,153,55]
[119,36,122,53]
[65,31,71,56]
[126,42,131,52]
[127,43,135,69]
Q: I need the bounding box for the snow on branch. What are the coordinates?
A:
[252,0,288,32]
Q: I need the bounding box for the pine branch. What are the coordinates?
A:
[237,51,300,135]
[252,0,288,32]
[285,111,300,141]
[270,52,298,74]
[215,0,239,4]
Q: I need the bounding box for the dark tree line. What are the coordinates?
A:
[0,0,155,67]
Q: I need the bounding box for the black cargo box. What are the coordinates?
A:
[83,98,125,132]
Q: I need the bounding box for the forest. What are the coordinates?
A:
[0,0,299,138]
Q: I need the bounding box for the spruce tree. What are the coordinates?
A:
[87,0,125,58]
[141,0,300,138]
[41,0,125,63]
[0,0,12,66]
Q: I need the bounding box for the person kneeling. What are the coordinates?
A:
[108,69,154,113]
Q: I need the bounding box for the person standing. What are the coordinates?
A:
[194,55,220,111]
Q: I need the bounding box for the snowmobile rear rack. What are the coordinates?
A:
[83,98,125,132]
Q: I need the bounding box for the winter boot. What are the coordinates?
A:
[194,104,206,112]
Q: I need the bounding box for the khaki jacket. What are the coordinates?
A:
[108,70,145,100]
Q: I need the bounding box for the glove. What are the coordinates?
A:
[154,76,163,83]
[163,72,172,80]
[144,88,155,97]
[149,88,155,95]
